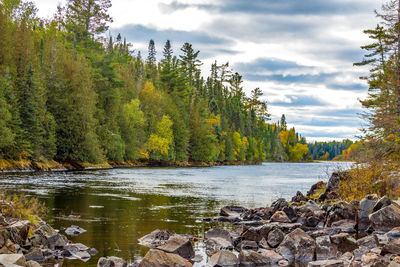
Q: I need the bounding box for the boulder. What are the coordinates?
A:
[271,198,288,212]
[315,235,338,260]
[382,238,400,255]
[138,229,171,247]
[7,220,30,245]
[326,172,348,192]
[267,228,285,248]
[270,211,291,223]
[358,194,379,231]
[25,248,44,263]
[330,219,356,233]
[97,256,127,267]
[369,204,400,232]
[138,249,192,267]
[220,206,248,217]
[240,227,262,242]
[356,234,379,249]
[276,228,316,264]
[239,250,272,265]
[237,240,258,250]
[373,196,392,212]
[63,243,91,261]
[205,229,231,241]
[208,250,238,267]
[308,260,345,267]
[282,206,298,222]
[241,207,274,221]
[325,201,356,227]
[330,233,358,254]
[387,227,400,241]
[47,233,68,249]
[204,229,233,255]
[292,191,307,203]
[260,250,285,264]
[65,225,87,236]
[0,254,26,266]
[156,235,194,260]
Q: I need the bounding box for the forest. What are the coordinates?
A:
[0,0,316,167]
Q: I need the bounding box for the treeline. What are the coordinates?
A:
[308,140,354,160]
[0,0,309,165]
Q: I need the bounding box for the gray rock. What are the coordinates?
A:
[357,234,379,249]
[330,233,358,254]
[47,233,68,249]
[276,228,316,264]
[382,238,400,255]
[205,229,232,241]
[373,196,392,212]
[271,198,289,212]
[98,256,128,267]
[239,250,272,265]
[220,206,248,217]
[138,229,171,247]
[270,211,291,223]
[315,235,338,260]
[260,250,285,264]
[308,260,345,267]
[7,220,30,246]
[63,243,91,261]
[26,260,41,267]
[65,225,87,236]
[208,250,238,267]
[358,194,379,230]
[353,246,370,261]
[267,228,285,248]
[25,248,44,263]
[238,240,259,250]
[0,254,26,266]
[139,249,192,267]
[387,227,400,241]
[156,235,195,260]
[240,227,262,242]
[330,219,356,233]
[325,201,356,227]
[205,237,233,256]
[369,204,400,232]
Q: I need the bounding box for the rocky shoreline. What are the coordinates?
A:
[123,172,400,267]
[0,159,262,173]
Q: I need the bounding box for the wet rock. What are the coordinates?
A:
[382,238,400,255]
[276,228,316,264]
[292,191,307,203]
[308,260,345,267]
[267,228,285,248]
[205,229,234,255]
[63,243,91,261]
[357,234,379,249]
[138,229,171,247]
[215,216,240,223]
[0,254,26,266]
[89,248,99,255]
[369,204,400,232]
[220,206,248,217]
[358,194,379,231]
[157,235,195,260]
[208,250,238,267]
[270,211,291,223]
[271,198,288,212]
[241,207,274,221]
[325,201,356,227]
[25,247,44,263]
[139,249,192,267]
[330,233,358,254]
[65,225,87,236]
[97,256,127,267]
[316,235,338,260]
[47,233,68,249]
[237,240,259,250]
[239,250,272,265]
[234,221,263,227]
[373,196,392,212]
[205,229,231,241]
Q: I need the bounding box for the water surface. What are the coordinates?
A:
[0,162,352,266]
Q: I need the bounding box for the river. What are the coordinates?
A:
[0,161,353,266]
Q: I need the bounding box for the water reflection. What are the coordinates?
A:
[0,162,352,266]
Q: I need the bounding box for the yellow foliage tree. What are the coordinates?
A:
[146,115,173,159]
[289,143,309,162]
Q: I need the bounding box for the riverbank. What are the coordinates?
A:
[119,172,400,267]
[0,159,262,173]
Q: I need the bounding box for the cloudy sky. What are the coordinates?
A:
[33,0,383,142]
